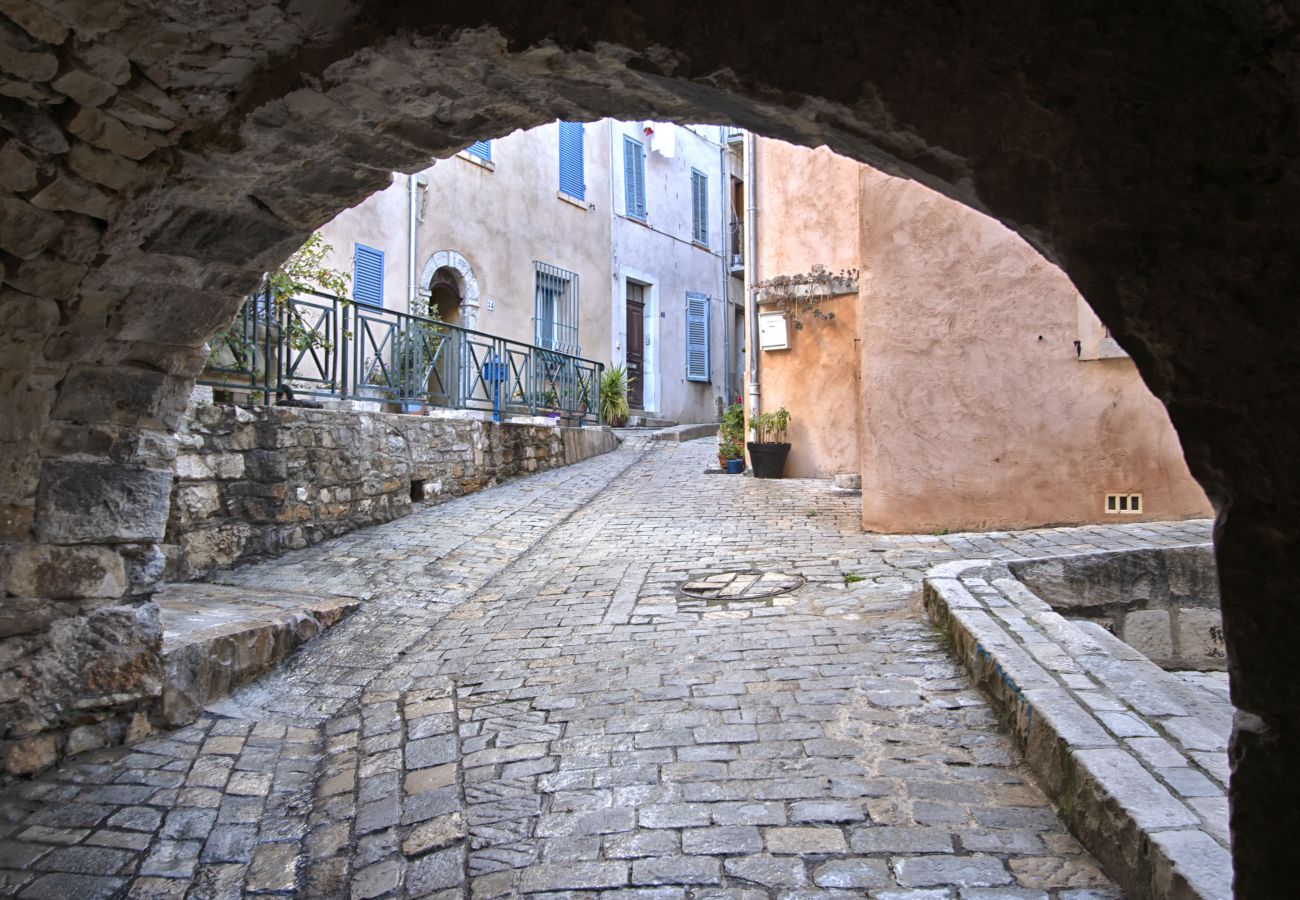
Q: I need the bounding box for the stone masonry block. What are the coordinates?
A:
[1174,608,1226,668]
[52,364,189,428]
[36,459,173,543]
[1121,609,1174,663]
[3,542,126,598]
[0,195,64,258]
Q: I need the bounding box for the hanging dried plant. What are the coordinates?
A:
[755,264,858,330]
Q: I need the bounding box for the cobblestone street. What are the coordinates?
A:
[0,435,1212,899]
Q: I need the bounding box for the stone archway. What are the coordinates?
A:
[1,4,1297,892]
[419,250,480,328]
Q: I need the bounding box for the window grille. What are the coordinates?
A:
[534,261,580,355]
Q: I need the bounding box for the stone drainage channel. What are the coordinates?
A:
[0,434,1220,898]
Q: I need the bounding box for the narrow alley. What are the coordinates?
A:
[0,436,1211,898]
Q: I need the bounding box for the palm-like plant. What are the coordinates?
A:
[599,364,630,426]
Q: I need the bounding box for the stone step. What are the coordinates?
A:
[651,422,719,442]
[156,582,361,727]
[625,412,679,428]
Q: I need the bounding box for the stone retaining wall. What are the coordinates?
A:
[1009,545,1224,670]
[165,404,613,581]
[924,556,1232,900]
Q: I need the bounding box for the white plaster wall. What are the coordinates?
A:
[416,123,612,360]
[315,173,412,310]
[316,122,614,365]
[611,121,730,422]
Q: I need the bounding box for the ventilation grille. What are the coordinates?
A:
[1105,492,1143,514]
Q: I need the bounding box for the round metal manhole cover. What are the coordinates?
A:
[678,571,805,603]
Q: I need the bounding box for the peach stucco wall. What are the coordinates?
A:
[855,166,1211,531]
[752,141,861,478]
[753,138,1212,530]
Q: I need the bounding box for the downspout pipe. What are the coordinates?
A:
[719,129,731,408]
[744,130,759,420]
[408,172,418,313]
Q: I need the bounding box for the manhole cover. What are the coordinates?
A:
[678,571,805,603]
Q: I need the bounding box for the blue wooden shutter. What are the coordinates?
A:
[685,292,710,382]
[466,140,491,161]
[353,243,384,307]
[623,135,646,219]
[691,169,708,244]
[558,122,585,200]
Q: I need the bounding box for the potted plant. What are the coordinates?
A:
[747,407,791,479]
[600,364,630,426]
[720,435,746,473]
[718,400,745,469]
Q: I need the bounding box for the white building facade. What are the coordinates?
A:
[312,120,736,423]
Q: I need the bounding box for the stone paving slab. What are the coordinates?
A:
[924,558,1231,900]
[0,434,1214,897]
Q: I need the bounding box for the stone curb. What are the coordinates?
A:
[923,558,1232,900]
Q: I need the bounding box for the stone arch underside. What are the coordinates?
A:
[420,249,479,327]
[0,3,1297,893]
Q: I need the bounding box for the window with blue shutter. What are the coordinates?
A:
[691,169,710,245]
[465,140,491,162]
[685,292,710,382]
[558,122,585,201]
[353,243,384,307]
[623,135,647,220]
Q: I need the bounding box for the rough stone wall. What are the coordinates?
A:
[0,2,1297,891]
[167,405,568,581]
[1010,546,1225,671]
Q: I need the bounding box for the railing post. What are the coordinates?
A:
[263,288,275,407]
[340,299,351,400]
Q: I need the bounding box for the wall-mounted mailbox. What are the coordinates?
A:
[758,312,789,350]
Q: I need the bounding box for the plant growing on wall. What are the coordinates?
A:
[755,264,858,330]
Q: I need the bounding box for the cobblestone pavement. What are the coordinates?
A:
[0,435,1213,899]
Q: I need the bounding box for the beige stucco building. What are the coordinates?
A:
[750,139,1212,532]
[313,120,736,422]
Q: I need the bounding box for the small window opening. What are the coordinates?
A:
[410,479,426,502]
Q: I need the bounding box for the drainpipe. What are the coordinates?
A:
[408,172,418,314]
[744,130,759,419]
[719,129,731,408]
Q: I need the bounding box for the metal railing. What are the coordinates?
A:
[200,289,604,424]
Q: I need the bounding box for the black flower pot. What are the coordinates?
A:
[747,442,790,479]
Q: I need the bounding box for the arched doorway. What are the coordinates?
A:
[419,251,480,330]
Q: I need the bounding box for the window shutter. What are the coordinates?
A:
[691,169,708,244]
[353,244,384,307]
[623,135,646,219]
[685,292,710,382]
[466,140,491,161]
[558,122,585,200]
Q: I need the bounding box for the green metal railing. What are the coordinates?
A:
[200,289,603,424]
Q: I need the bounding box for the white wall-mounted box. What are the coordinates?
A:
[758,312,789,350]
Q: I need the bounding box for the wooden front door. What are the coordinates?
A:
[626,285,645,410]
